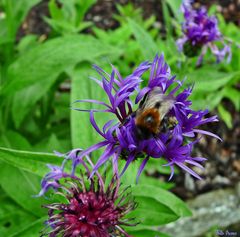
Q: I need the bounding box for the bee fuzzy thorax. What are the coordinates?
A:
[134,87,175,139]
[135,108,161,138]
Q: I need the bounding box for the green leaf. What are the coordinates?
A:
[76,0,97,25]
[128,229,171,237]
[0,190,38,237]
[187,69,240,111]
[188,69,236,92]
[125,184,191,232]
[217,104,233,129]
[0,130,31,150]
[11,83,44,128]
[44,0,96,35]
[128,18,158,59]
[205,89,225,110]
[17,34,39,54]
[129,196,179,226]
[70,65,94,149]
[0,0,41,39]
[70,63,114,149]
[165,0,183,22]
[223,87,240,111]
[0,162,46,217]
[141,176,174,190]
[119,160,173,189]
[0,147,62,176]
[146,158,172,175]
[94,24,132,47]
[9,217,46,237]
[45,134,62,152]
[42,137,71,154]
[162,0,172,37]
[190,87,225,111]
[48,0,63,20]
[131,184,192,219]
[2,35,120,127]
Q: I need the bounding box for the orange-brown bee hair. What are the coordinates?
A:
[135,108,161,135]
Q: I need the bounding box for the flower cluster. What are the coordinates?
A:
[38,53,222,236]
[73,54,221,181]
[39,151,136,237]
[176,0,231,65]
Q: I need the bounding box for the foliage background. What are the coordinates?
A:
[0,0,239,236]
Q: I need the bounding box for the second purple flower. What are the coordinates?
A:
[176,0,231,65]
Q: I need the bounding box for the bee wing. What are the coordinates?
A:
[158,96,175,120]
[139,87,175,120]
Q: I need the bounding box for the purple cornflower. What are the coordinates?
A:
[74,61,150,123]
[73,54,221,180]
[39,151,136,237]
[176,0,231,65]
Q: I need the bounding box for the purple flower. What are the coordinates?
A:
[135,54,176,103]
[39,152,136,237]
[73,54,221,180]
[73,61,150,123]
[37,149,91,197]
[162,125,206,180]
[176,0,231,65]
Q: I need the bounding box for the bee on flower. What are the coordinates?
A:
[72,54,221,181]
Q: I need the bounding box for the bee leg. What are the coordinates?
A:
[160,116,169,133]
[135,126,152,140]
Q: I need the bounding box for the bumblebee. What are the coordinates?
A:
[135,87,175,139]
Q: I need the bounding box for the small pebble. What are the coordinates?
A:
[212,175,231,186]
